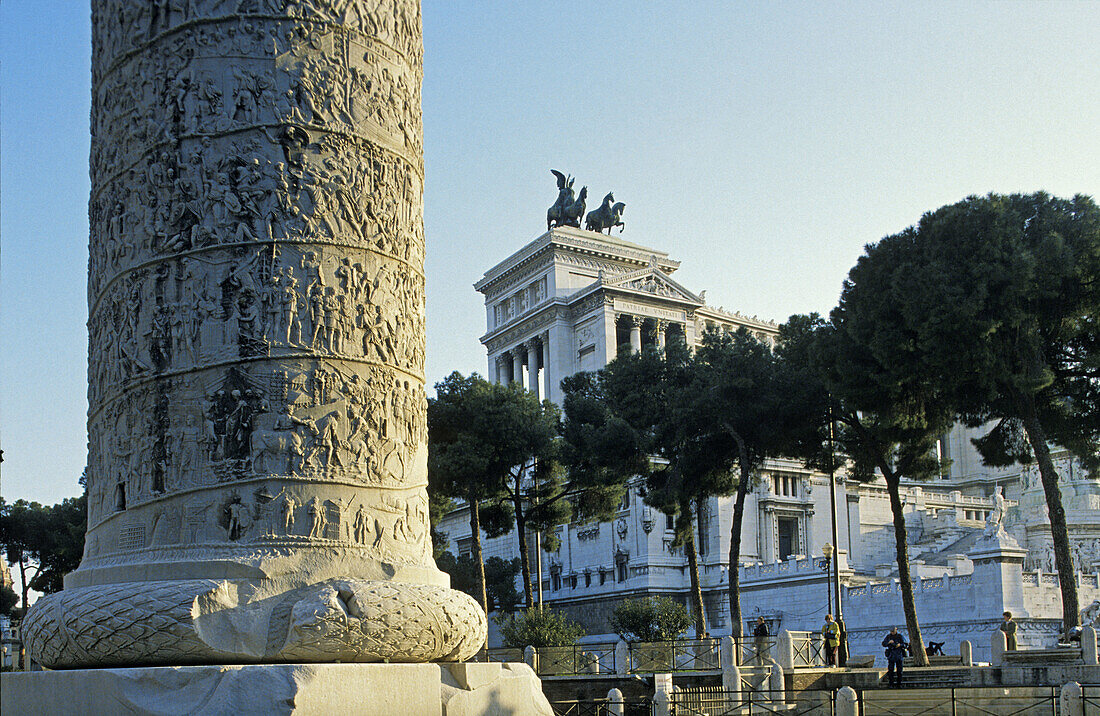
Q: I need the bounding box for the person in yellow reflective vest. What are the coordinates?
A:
[822,614,840,666]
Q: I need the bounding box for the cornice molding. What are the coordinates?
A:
[482,303,571,353]
[474,227,679,298]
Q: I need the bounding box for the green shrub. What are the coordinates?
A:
[496,607,586,648]
[610,596,692,642]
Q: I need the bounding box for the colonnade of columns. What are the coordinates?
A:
[496,331,551,399]
[618,315,678,357]
[491,315,684,400]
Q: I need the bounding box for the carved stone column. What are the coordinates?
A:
[23,0,484,669]
[526,339,541,397]
[629,316,643,353]
[655,319,667,351]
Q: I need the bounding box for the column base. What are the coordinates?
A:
[22,578,486,668]
[1,661,553,716]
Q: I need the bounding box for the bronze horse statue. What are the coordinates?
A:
[563,186,586,228]
[547,170,586,230]
[547,170,574,229]
[585,192,626,234]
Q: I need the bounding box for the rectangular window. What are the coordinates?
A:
[619,490,630,511]
[457,537,472,559]
[551,570,561,591]
[773,475,798,497]
[777,517,798,560]
[584,571,591,587]
[617,561,628,582]
[666,513,675,531]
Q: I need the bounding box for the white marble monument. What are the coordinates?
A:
[20,0,489,672]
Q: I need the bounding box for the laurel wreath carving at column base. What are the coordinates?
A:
[22,578,487,669]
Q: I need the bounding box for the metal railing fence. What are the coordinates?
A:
[546,687,1075,716]
[1081,684,1100,716]
[735,636,777,666]
[629,638,722,673]
[857,686,1058,716]
[735,666,773,692]
[549,697,651,716]
[538,642,618,675]
[670,688,835,716]
[470,647,524,663]
[789,631,826,667]
[548,699,613,716]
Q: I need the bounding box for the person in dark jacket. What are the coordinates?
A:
[882,627,908,686]
[1000,611,1018,650]
[753,617,770,665]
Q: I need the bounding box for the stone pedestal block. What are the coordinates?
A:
[1082,626,1098,666]
[440,662,552,716]
[0,662,552,716]
[721,665,743,709]
[960,639,973,666]
[836,686,858,716]
[614,638,630,674]
[607,688,625,716]
[777,630,795,671]
[1061,681,1083,716]
[991,629,1007,666]
[720,634,736,667]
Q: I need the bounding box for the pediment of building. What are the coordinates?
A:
[602,266,702,303]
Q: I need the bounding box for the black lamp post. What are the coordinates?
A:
[820,542,834,615]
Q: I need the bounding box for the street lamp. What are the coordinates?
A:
[820,543,834,615]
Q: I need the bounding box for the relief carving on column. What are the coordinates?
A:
[23,0,485,670]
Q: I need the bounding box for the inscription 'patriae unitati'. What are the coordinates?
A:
[22,0,486,669]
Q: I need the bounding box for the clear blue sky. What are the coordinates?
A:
[2,1,1098,507]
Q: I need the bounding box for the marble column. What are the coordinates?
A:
[540,331,551,400]
[629,316,643,353]
[601,305,619,364]
[526,339,541,397]
[655,319,667,351]
[512,349,524,386]
[22,0,484,670]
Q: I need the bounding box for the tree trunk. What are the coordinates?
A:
[468,497,488,614]
[884,470,928,666]
[728,447,751,640]
[1018,392,1080,633]
[515,507,533,609]
[684,499,708,638]
[18,556,30,616]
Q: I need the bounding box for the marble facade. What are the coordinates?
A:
[438,227,1100,660]
[474,226,777,407]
